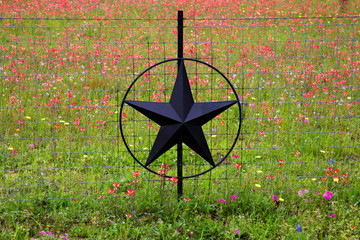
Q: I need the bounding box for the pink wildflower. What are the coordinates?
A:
[272,195,279,201]
[323,191,333,200]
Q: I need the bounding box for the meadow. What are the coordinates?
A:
[1,0,360,239]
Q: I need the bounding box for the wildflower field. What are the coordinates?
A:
[1,0,360,239]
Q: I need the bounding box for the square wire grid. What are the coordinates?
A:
[0,16,359,202]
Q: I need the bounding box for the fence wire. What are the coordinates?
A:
[0,16,359,203]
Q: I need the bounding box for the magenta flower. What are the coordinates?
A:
[298,189,308,197]
[272,195,279,201]
[298,190,303,197]
[230,195,238,201]
[39,231,46,235]
[235,229,240,234]
[327,213,336,218]
[219,198,227,203]
[323,191,333,200]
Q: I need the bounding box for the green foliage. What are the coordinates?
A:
[1,0,360,239]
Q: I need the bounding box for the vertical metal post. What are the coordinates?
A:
[178,10,184,66]
[177,10,184,199]
[177,142,183,199]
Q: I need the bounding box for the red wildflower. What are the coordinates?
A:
[279,159,284,165]
[158,169,165,176]
[127,189,134,196]
[169,177,178,184]
[161,163,169,170]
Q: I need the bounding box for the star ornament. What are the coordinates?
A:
[124,60,238,168]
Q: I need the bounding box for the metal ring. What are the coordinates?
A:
[119,58,241,179]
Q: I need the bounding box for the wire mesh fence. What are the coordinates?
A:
[1,16,359,203]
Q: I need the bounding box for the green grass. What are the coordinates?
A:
[1,1,360,239]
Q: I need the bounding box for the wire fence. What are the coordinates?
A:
[1,16,359,203]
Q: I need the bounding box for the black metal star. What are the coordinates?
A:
[124,60,237,167]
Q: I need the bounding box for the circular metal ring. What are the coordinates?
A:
[119,58,241,179]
